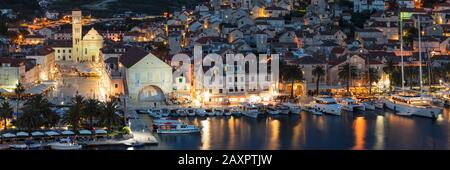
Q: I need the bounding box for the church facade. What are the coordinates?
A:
[54,10,103,62]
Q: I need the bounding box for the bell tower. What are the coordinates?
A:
[72,9,82,62]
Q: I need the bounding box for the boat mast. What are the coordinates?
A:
[418,16,423,94]
[399,5,405,93]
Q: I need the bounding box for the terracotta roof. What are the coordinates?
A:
[0,57,25,67]
[119,47,148,68]
[28,46,54,56]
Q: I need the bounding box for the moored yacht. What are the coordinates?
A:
[231,107,242,117]
[186,108,196,116]
[282,103,301,114]
[339,98,365,112]
[205,108,215,116]
[383,93,442,118]
[223,108,232,116]
[266,104,280,115]
[160,108,170,117]
[156,124,201,134]
[311,96,342,116]
[276,104,290,115]
[195,108,206,117]
[214,108,223,116]
[241,103,260,118]
[49,138,82,150]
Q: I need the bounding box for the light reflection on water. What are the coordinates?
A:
[93,107,450,150]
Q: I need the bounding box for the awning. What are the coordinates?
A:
[79,130,92,135]
[61,130,75,135]
[94,129,107,134]
[0,88,9,93]
[25,84,52,95]
[45,131,60,136]
[16,132,29,137]
[31,131,44,137]
[2,133,16,138]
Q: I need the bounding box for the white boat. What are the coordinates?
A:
[186,108,196,116]
[152,118,183,126]
[441,90,450,105]
[147,109,161,118]
[362,102,376,110]
[195,108,207,117]
[223,108,232,116]
[311,96,342,116]
[282,103,301,114]
[383,93,443,118]
[276,105,290,115]
[374,101,384,109]
[177,108,188,117]
[231,107,242,117]
[157,124,201,134]
[214,108,223,116]
[266,105,280,115]
[302,107,323,116]
[9,144,28,150]
[160,108,170,117]
[49,138,82,150]
[28,143,43,149]
[339,98,365,112]
[205,108,215,116]
[241,104,259,118]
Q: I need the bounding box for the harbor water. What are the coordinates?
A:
[89,107,450,150]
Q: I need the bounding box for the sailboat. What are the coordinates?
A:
[383,13,443,119]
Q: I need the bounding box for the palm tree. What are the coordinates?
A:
[63,95,84,131]
[366,68,380,95]
[312,65,326,95]
[99,100,122,131]
[0,101,13,130]
[84,98,101,129]
[338,63,358,93]
[280,61,303,97]
[16,94,58,131]
[14,83,25,115]
[383,59,396,91]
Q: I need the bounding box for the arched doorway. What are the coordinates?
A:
[138,85,166,102]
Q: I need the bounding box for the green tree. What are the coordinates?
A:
[383,59,396,91]
[16,94,58,131]
[14,83,25,115]
[338,63,358,93]
[0,101,14,130]
[99,100,122,131]
[312,65,326,95]
[63,95,84,131]
[280,61,303,97]
[366,68,380,94]
[83,98,101,129]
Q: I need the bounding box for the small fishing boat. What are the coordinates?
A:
[214,108,223,116]
[231,107,242,117]
[205,108,215,116]
[266,104,280,115]
[241,103,259,118]
[160,108,170,117]
[282,103,301,114]
[177,108,188,117]
[195,108,207,117]
[223,108,232,116]
[186,108,196,116]
[276,104,290,115]
[9,144,28,150]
